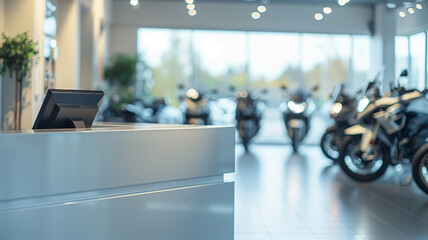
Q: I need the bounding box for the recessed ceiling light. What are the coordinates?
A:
[323,7,332,14]
[257,5,267,13]
[185,0,194,4]
[399,11,406,17]
[130,0,139,7]
[314,13,323,20]
[188,9,197,16]
[338,0,350,6]
[252,12,261,19]
[408,7,415,14]
[416,3,423,9]
[187,3,195,10]
[257,5,266,13]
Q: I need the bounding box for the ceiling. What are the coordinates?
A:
[137,0,387,5]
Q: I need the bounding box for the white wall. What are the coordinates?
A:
[1,0,45,130]
[57,0,111,90]
[0,0,111,129]
[57,0,81,89]
[110,26,138,56]
[369,3,396,92]
[80,6,94,89]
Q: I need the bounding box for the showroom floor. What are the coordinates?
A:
[234,144,428,240]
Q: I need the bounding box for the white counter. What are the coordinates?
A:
[0,123,235,240]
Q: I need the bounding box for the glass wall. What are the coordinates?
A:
[137,29,192,105]
[301,34,351,101]
[395,36,409,84]
[192,31,247,93]
[352,35,371,92]
[409,32,426,90]
[137,28,370,106]
[395,33,427,91]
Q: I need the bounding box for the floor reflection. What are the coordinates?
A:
[235,144,428,240]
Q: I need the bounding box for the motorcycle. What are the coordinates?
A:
[181,88,210,125]
[337,82,428,182]
[320,74,384,162]
[320,84,357,161]
[411,136,428,194]
[281,86,317,152]
[117,98,184,124]
[235,91,262,151]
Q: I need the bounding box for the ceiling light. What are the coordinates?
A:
[399,11,406,17]
[408,7,415,14]
[130,0,139,7]
[338,0,348,6]
[314,13,323,20]
[187,3,195,10]
[251,11,261,19]
[416,3,423,9]
[185,0,194,3]
[257,5,267,13]
[323,7,332,14]
[188,9,197,16]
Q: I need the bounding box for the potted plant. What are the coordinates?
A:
[104,54,137,113]
[0,32,39,130]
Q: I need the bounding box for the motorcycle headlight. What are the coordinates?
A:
[330,103,343,115]
[287,101,307,114]
[357,97,370,112]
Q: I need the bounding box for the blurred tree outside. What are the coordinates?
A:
[150,36,187,106]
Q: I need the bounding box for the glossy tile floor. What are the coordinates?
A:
[234,144,428,240]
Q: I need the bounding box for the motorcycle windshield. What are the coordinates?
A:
[289,89,309,103]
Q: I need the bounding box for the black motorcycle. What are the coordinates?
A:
[235,91,262,151]
[320,84,357,161]
[181,88,210,125]
[320,77,384,162]
[338,85,428,182]
[412,135,428,194]
[281,87,317,152]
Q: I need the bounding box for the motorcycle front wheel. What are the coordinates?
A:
[292,135,298,152]
[320,126,339,161]
[338,135,390,182]
[412,143,428,194]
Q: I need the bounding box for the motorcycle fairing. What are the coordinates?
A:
[401,90,423,102]
[288,119,305,129]
[344,124,367,135]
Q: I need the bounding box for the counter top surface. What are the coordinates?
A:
[0,122,235,135]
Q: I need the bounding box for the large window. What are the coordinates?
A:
[137,29,192,106]
[137,28,370,106]
[301,34,351,100]
[352,35,371,93]
[395,33,427,91]
[395,36,409,84]
[192,31,247,92]
[409,32,426,90]
[248,33,300,85]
